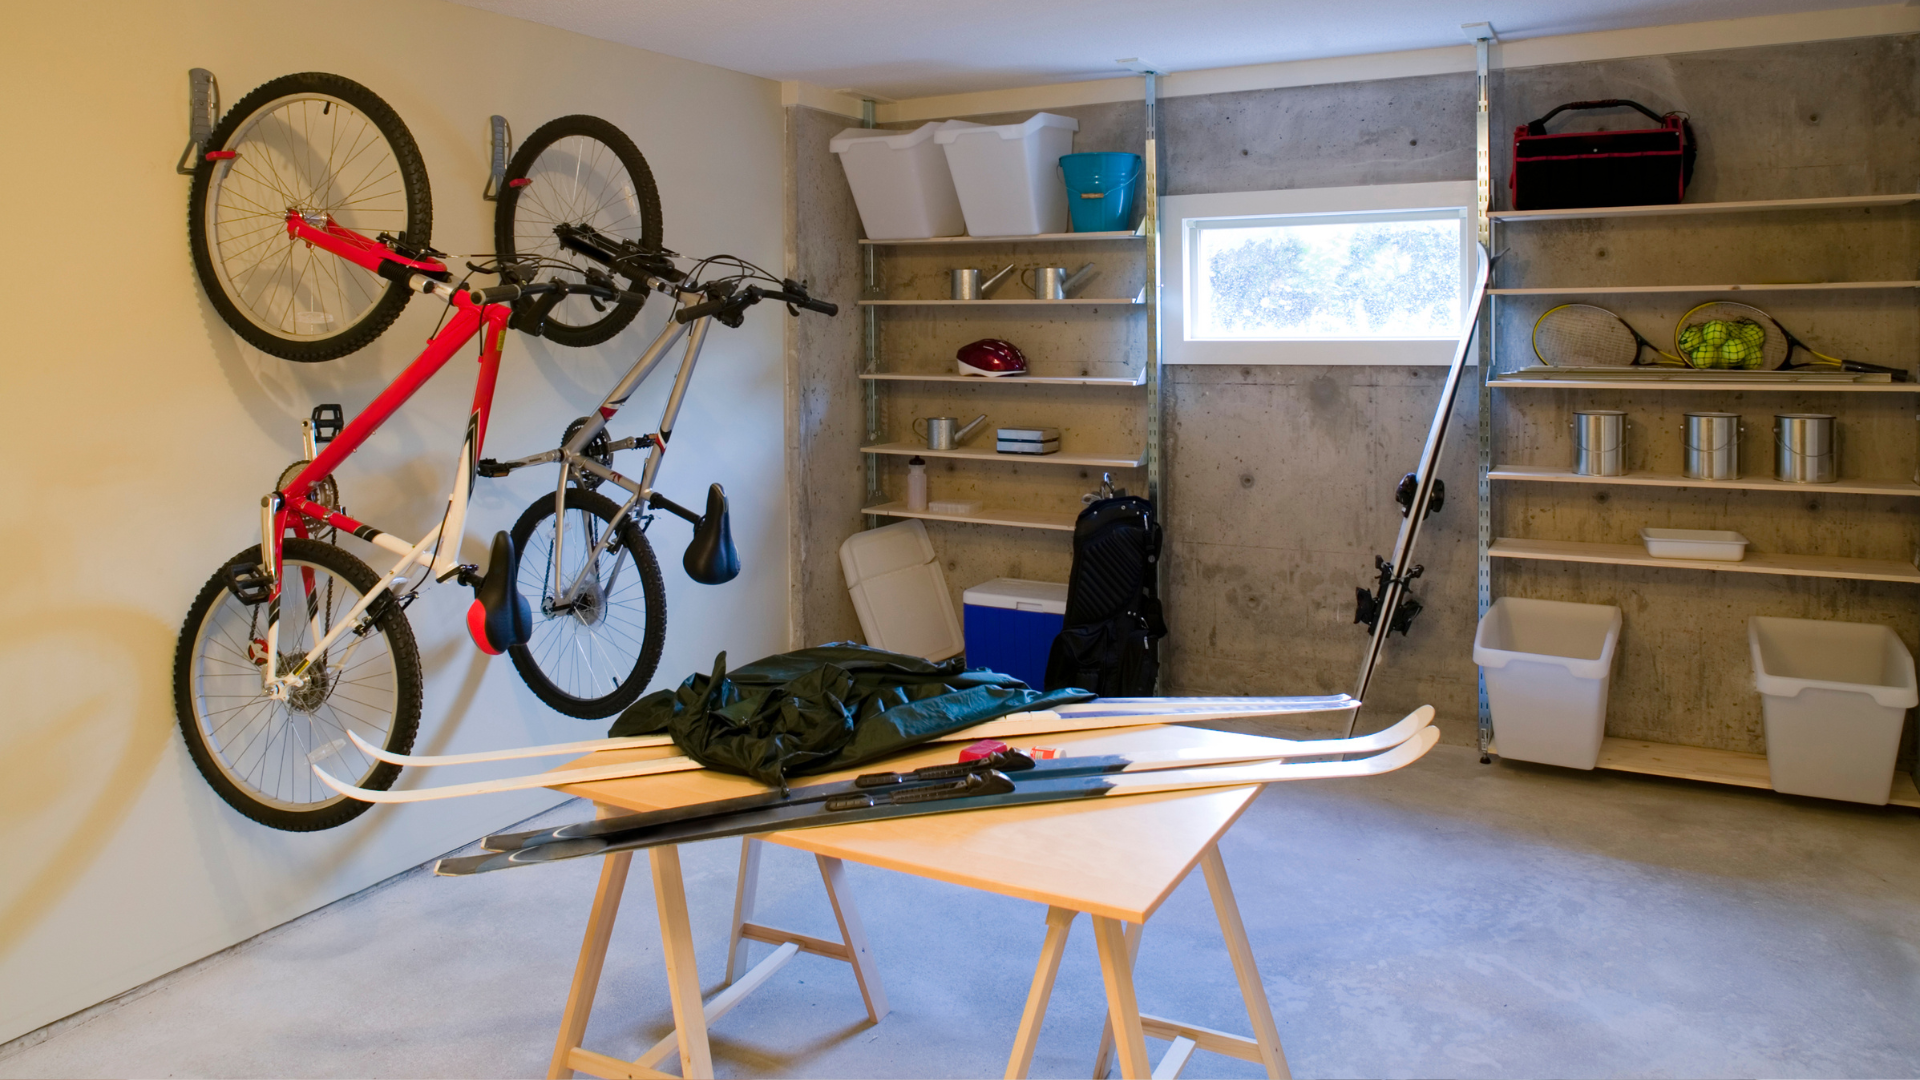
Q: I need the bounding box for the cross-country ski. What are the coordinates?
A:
[480,706,1434,854]
[345,694,1364,770]
[315,703,1426,805]
[434,727,1439,876]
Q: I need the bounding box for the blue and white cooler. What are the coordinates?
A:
[962,578,1068,690]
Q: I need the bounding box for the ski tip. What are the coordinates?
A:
[310,764,369,801]
[347,728,402,765]
[434,851,515,876]
[479,829,549,852]
[1375,726,1441,770]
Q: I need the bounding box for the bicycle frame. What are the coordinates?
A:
[251,212,509,703]
[483,287,717,610]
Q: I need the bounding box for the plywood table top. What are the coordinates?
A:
[554,724,1288,922]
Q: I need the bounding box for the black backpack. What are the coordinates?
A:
[1044,496,1166,695]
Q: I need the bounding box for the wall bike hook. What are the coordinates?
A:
[175,68,218,175]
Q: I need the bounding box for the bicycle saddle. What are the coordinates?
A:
[683,484,741,586]
[467,531,533,655]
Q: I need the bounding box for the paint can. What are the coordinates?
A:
[1683,412,1741,480]
[1572,410,1628,476]
[1774,413,1837,484]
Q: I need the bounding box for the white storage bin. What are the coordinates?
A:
[935,113,1078,237]
[1474,597,1622,769]
[838,519,964,660]
[1749,616,1917,804]
[830,121,975,240]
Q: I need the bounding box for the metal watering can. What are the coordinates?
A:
[951,264,1016,300]
[1024,262,1096,300]
[913,414,988,450]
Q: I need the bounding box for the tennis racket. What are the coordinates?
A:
[1675,301,1908,379]
[1532,304,1687,367]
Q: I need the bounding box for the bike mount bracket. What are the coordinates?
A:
[482,115,510,201]
[175,68,218,175]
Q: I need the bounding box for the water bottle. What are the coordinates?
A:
[907,456,928,511]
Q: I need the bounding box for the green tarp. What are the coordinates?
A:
[609,642,1096,787]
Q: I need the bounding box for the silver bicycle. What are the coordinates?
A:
[480,233,836,719]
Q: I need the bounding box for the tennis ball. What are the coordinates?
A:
[1681,319,1767,370]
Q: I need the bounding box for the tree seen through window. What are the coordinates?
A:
[1195,217,1460,338]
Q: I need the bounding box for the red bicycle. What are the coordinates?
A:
[175,73,833,830]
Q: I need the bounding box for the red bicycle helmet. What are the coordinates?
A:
[956,338,1027,377]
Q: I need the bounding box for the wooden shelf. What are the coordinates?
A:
[1490,537,1920,583]
[1490,376,1918,392]
[859,230,1144,245]
[1490,465,1920,497]
[860,372,1145,387]
[858,297,1146,307]
[862,501,1078,531]
[862,440,1146,469]
[1489,194,1920,223]
[1591,738,1920,809]
[1490,280,1920,296]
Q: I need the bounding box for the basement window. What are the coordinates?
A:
[1161,181,1477,365]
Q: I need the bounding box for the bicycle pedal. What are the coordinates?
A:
[222,561,273,605]
[310,404,344,444]
[477,458,512,478]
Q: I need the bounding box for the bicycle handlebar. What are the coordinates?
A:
[674,285,838,325]
[471,280,645,308]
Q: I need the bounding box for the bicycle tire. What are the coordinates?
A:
[495,115,663,348]
[174,538,423,830]
[509,488,667,718]
[189,72,433,362]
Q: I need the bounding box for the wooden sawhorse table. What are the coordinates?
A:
[545,723,1294,1080]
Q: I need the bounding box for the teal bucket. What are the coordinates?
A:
[1060,152,1141,232]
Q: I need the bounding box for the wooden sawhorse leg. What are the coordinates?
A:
[549,844,724,1080]
[549,851,635,1080]
[724,837,889,1023]
[1077,843,1291,1080]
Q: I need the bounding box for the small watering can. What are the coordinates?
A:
[1024,262,1096,300]
[913,414,988,450]
[951,264,1016,300]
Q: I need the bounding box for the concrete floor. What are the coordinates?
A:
[4,743,1920,1079]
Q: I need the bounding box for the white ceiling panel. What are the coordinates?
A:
[445,0,1878,100]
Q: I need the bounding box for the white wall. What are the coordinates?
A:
[0,0,787,1042]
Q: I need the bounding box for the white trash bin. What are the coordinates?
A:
[1749,616,1918,804]
[1474,597,1623,769]
[830,121,976,240]
[935,113,1078,237]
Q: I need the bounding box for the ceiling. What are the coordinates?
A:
[447,0,1872,101]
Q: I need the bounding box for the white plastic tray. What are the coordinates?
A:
[1639,527,1749,561]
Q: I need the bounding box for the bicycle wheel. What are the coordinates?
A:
[189,72,433,362]
[174,538,423,831]
[509,488,667,718]
[495,115,663,348]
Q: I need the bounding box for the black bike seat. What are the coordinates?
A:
[467,531,533,654]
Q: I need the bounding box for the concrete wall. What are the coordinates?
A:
[0,0,786,1043]
[790,32,1920,753]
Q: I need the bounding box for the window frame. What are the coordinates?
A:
[1160,181,1478,366]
